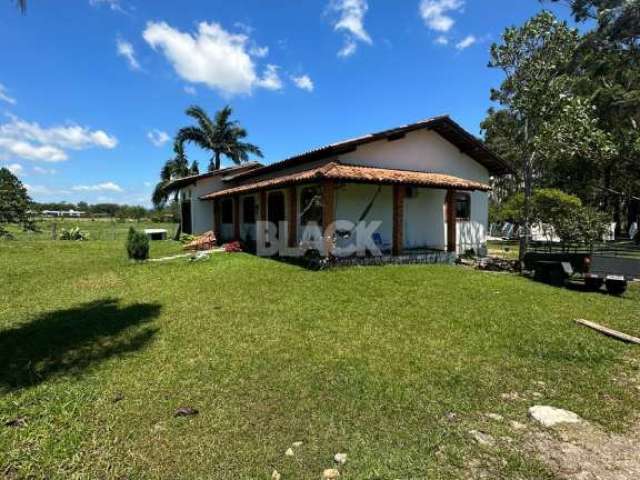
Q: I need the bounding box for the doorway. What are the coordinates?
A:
[267,191,286,243]
[181,200,192,235]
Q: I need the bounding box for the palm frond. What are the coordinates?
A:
[185,105,216,139]
[175,126,210,151]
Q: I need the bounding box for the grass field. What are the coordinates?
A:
[1,234,640,479]
[8,218,179,242]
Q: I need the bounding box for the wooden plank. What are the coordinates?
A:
[575,319,640,345]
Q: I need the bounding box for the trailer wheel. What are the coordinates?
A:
[584,278,604,291]
[605,280,627,296]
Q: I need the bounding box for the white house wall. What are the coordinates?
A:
[404,188,447,250]
[338,129,490,183]
[180,176,228,235]
[338,129,489,254]
[335,183,393,249]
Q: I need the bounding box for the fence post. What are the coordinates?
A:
[51,221,57,240]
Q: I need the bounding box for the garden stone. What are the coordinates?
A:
[174,407,199,417]
[469,430,494,446]
[510,420,527,430]
[271,470,281,480]
[486,413,503,421]
[322,468,340,479]
[285,447,295,457]
[334,453,347,465]
[528,405,581,427]
[292,441,303,447]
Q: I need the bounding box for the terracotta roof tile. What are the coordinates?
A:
[200,162,490,200]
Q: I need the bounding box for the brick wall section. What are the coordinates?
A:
[288,186,298,248]
[322,180,335,256]
[392,185,405,256]
[446,190,457,252]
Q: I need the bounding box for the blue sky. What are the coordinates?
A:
[0,0,573,206]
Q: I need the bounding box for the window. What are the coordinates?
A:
[300,186,323,226]
[242,196,256,224]
[455,193,471,220]
[221,198,233,224]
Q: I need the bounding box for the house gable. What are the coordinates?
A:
[337,129,490,184]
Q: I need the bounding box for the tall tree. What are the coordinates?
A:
[0,167,34,238]
[486,11,615,258]
[175,105,263,172]
[152,142,191,209]
[546,0,640,230]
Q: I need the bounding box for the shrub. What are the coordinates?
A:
[59,227,89,241]
[126,227,149,261]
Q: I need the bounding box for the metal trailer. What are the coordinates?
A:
[523,241,640,295]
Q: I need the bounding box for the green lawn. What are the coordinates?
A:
[1,237,639,479]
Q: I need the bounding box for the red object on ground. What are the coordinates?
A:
[223,241,243,253]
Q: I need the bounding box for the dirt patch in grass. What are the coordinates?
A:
[527,419,640,480]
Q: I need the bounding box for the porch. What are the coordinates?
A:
[201,162,490,259]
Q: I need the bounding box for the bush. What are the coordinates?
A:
[59,227,89,241]
[126,227,149,261]
[493,188,608,244]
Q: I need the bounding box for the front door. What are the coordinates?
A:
[181,200,192,235]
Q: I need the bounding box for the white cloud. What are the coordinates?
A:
[147,129,170,147]
[0,84,16,105]
[0,115,117,162]
[116,38,141,70]
[5,163,23,175]
[89,0,126,13]
[143,21,283,96]
[72,182,123,192]
[291,74,314,92]
[456,34,476,50]
[331,0,371,57]
[0,138,67,162]
[25,184,70,196]
[32,166,57,175]
[419,0,464,33]
[435,35,449,45]
[256,64,283,91]
[250,45,269,58]
[184,85,197,95]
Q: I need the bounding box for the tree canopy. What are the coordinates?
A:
[175,105,263,172]
[0,167,34,238]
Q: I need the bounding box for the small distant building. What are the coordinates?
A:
[41,209,86,218]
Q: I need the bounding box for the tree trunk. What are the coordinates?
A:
[519,119,533,263]
[215,151,221,170]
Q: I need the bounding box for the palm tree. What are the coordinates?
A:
[175,105,263,171]
[152,142,190,209]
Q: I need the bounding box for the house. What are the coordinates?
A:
[166,162,263,235]
[174,116,510,259]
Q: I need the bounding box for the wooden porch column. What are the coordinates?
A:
[392,185,405,256]
[446,190,457,253]
[233,196,241,240]
[213,199,221,243]
[258,190,268,246]
[322,180,335,256]
[287,186,298,248]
